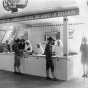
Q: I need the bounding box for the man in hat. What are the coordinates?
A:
[44,37,56,80]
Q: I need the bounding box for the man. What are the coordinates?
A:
[44,37,56,80]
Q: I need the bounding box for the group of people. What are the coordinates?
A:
[11,37,63,80]
[9,35,88,79]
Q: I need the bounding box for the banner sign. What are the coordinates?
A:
[0,7,79,23]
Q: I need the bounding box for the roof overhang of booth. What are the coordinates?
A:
[0,0,79,23]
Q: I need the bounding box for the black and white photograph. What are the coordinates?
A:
[0,0,88,88]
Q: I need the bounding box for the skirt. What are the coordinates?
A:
[81,55,88,65]
[14,55,21,67]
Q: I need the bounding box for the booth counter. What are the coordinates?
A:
[0,52,80,80]
[0,52,14,72]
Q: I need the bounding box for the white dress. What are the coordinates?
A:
[80,43,88,65]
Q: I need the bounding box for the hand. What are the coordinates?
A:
[52,52,56,56]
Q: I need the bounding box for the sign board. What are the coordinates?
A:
[0,7,79,23]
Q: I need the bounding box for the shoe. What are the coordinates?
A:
[52,78,58,81]
[14,71,18,74]
[17,72,22,75]
[82,74,87,78]
[86,74,88,78]
[46,77,51,80]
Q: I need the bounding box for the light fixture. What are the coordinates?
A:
[3,0,28,13]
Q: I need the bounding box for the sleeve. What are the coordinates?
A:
[59,40,63,48]
[44,46,46,55]
[80,44,82,51]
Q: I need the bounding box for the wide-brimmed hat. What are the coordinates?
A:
[47,37,54,41]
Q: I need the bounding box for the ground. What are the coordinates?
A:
[0,70,87,88]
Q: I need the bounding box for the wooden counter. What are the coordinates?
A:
[0,53,81,80]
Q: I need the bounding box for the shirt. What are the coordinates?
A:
[44,43,53,61]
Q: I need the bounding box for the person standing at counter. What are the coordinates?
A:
[12,39,21,73]
[80,37,88,78]
[44,37,56,80]
[12,38,25,73]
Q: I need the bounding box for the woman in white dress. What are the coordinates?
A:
[52,39,63,57]
[80,37,88,77]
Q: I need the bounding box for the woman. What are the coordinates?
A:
[12,39,21,73]
[13,38,25,73]
[52,39,63,57]
[80,37,88,77]
[35,43,44,55]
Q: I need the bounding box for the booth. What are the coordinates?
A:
[0,0,80,80]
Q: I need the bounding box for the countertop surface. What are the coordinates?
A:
[0,52,77,61]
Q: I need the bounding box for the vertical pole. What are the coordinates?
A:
[63,16,68,56]
[63,16,68,80]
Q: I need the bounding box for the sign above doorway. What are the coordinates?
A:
[0,7,79,23]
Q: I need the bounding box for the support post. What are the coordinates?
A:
[63,16,68,56]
